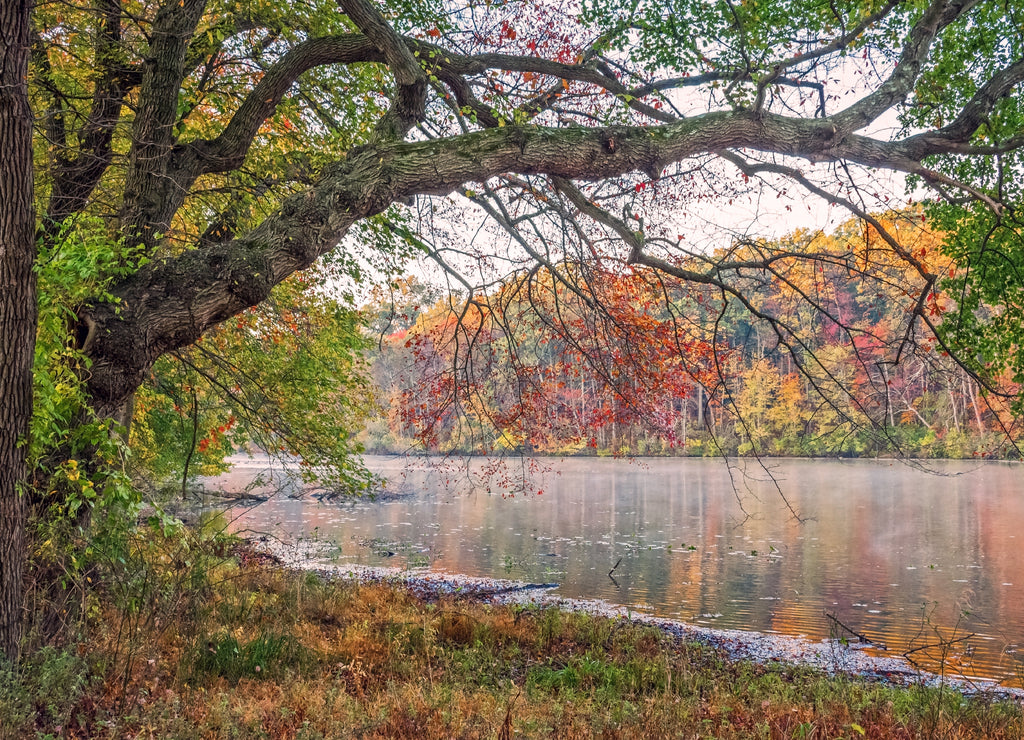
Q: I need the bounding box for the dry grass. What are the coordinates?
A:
[3,543,1022,739]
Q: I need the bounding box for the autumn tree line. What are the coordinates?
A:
[358,212,1021,460]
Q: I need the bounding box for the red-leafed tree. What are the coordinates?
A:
[391,266,720,454]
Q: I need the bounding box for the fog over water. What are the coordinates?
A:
[213,455,1024,685]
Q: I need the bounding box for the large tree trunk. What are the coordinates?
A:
[0,0,36,662]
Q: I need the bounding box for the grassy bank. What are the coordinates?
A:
[2,538,1022,739]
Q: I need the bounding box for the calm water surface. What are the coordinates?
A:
[215,456,1024,685]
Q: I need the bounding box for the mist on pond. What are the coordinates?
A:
[212,455,1024,685]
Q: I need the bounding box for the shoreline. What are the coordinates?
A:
[249,535,1024,703]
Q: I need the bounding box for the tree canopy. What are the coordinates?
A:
[18,0,1019,419]
[2,0,1024,658]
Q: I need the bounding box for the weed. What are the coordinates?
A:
[0,646,90,739]
[192,631,306,682]
[7,542,1024,738]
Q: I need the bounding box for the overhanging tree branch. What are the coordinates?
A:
[831,0,977,134]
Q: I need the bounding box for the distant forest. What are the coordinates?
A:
[359,212,1021,460]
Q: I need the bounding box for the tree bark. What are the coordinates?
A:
[0,0,37,662]
[118,0,208,249]
[42,0,129,233]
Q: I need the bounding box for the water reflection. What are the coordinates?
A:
[214,455,1024,685]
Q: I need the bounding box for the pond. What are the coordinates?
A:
[211,455,1024,686]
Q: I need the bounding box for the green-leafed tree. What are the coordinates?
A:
[131,264,376,496]
[1,0,1024,659]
